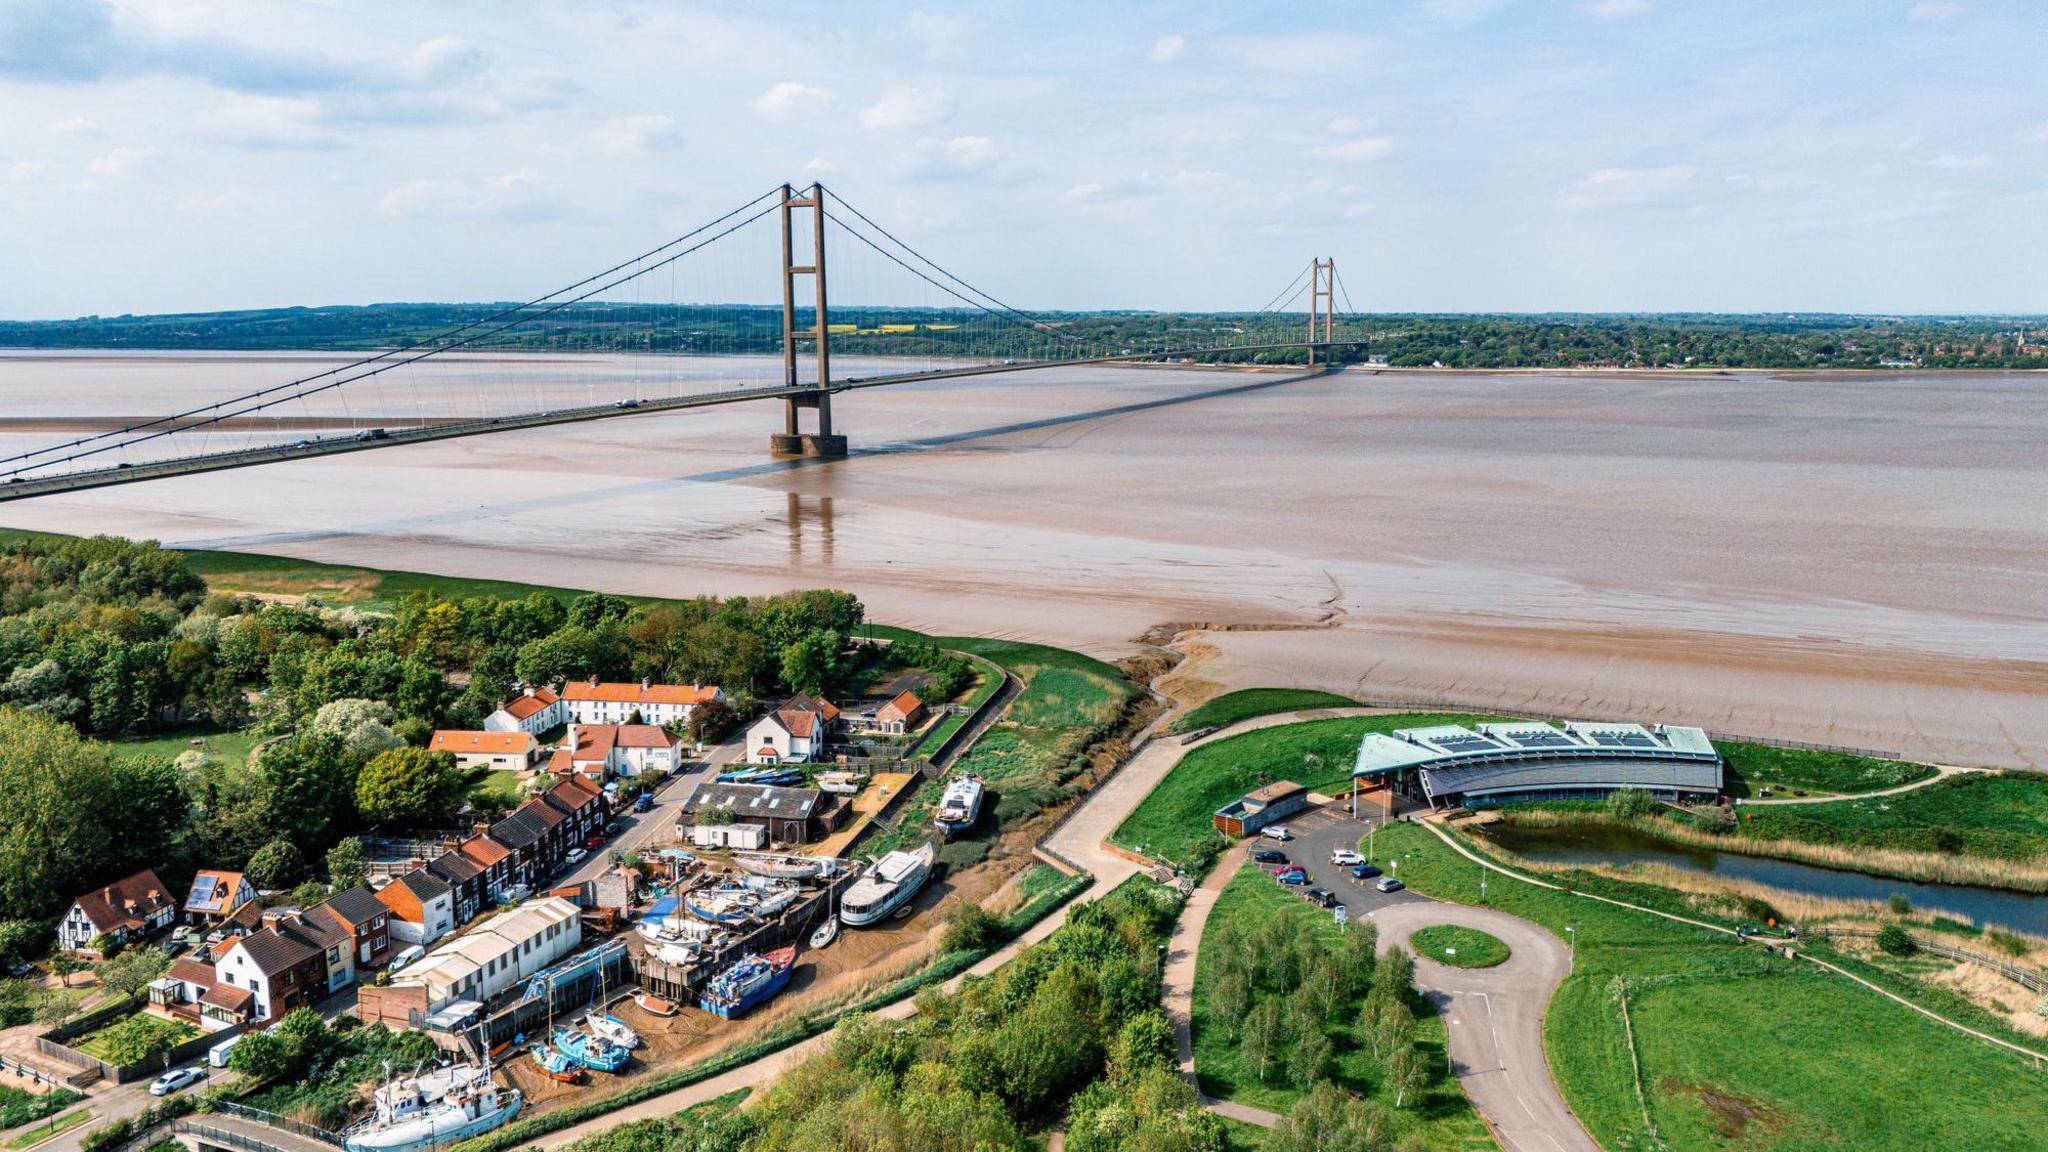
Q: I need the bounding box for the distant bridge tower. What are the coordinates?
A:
[772,182,847,458]
[1306,257,1336,369]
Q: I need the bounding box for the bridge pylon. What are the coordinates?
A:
[1307,257,1335,369]
[771,181,848,459]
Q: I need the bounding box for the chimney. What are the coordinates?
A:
[589,675,599,687]
[523,685,536,699]
[641,677,651,690]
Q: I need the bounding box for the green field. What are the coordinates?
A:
[1170,688,1362,733]
[1729,771,2048,860]
[1408,926,1509,969]
[1377,821,2048,1151]
[1113,714,1510,872]
[1721,742,1937,798]
[110,724,263,768]
[1190,862,1493,1149]
[463,768,531,811]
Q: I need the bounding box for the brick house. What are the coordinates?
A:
[425,850,486,924]
[215,913,329,1021]
[876,690,927,734]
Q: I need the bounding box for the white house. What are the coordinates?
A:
[747,694,841,764]
[375,868,458,946]
[215,914,328,1022]
[484,685,568,735]
[561,678,721,728]
[57,869,178,953]
[553,723,683,779]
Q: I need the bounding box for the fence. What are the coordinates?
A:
[208,1100,345,1147]
[1807,927,2048,994]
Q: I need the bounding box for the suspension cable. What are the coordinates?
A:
[1256,263,1313,314]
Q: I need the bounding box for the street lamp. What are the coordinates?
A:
[1565,926,1576,970]
[1479,868,1488,905]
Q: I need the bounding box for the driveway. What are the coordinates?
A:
[554,735,744,890]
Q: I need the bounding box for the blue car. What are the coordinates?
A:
[1351,862,1383,880]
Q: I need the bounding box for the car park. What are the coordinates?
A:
[1330,849,1364,866]
[1376,876,1404,893]
[1350,862,1383,880]
[1250,848,1289,865]
[150,1066,206,1096]
[1304,888,1338,908]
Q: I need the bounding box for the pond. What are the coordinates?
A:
[1479,820,2048,936]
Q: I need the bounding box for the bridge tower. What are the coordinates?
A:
[771,182,848,458]
[1306,257,1336,369]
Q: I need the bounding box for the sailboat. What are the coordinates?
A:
[584,1010,640,1050]
[551,1025,630,1073]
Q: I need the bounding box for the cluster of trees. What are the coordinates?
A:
[232,1009,441,1128]
[11,303,2046,370]
[1206,913,1438,1152]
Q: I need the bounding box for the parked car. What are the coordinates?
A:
[586,832,607,849]
[1330,849,1364,866]
[1304,888,1338,908]
[634,792,654,813]
[1250,848,1289,865]
[565,846,589,866]
[150,1067,206,1096]
[1350,862,1383,880]
[1260,825,1295,842]
[1272,867,1309,886]
[1376,876,1404,893]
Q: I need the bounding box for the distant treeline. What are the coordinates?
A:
[3,302,2045,369]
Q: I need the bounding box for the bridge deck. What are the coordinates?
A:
[174,1114,340,1152]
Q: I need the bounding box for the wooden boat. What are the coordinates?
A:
[698,945,797,1019]
[529,1047,582,1084]
[632,992,678,1017]
[551,1025,629,1073]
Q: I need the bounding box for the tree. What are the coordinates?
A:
[50,954,83,988]
[327,838,368,892]
[228,1029,295,1079]
[1241,999,1283,1082]
[246,838,304,889]
[355,747,464,827]
[1105,1010,1177,1085]
[1287,1027,1333,1089]
[1210,969,1251,1041]
[940,901,1004,954]
[778,631,840,696]
[1272,1082,1390,1152]
[1606,786,1656,820]
[257,732,357,845]
[1362,993,1415,1063]
[97,948,171,1000]
[1385,1042,1428,1109]
[685,697,735,745]
[1876,922,1916,956]
[311,698,404,762]
[1339,919,1379,996]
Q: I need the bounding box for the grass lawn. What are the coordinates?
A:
[1113,714,1512,872]
[1377,821,2048,1151]
[110,724,263,767]
[1408,926,1508,969]
[1721,741,1937,798]
[69,1015,198,1064]
[4,1108,90,1150]
[1190,863,1493,1150]
[1171,688,1361,733]
[464,768,531,811]
[1731,771,2048,860]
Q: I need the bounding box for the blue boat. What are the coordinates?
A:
[699,945,797,1019]
[551,1025,630,1073]
[529,1046,582,1083]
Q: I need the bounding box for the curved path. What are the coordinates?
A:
[1734,761,1977,805]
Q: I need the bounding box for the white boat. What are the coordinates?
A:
[584,1011,640,1050]
[734,852,840,880]
[817,771,868,796]
[933,775,985,839]
[809,916,839,948]
[841,842,935,927]
[346,1064,521,1152]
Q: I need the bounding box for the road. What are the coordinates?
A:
[556,735,746,890]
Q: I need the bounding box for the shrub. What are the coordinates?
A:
[1887,892,1912,916]
[246,838,304,889]
[1606,787,1656,820]
[1876,923,1917,956]
[941,901,1004,954]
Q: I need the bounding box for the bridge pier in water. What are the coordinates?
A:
[773,181,849,459]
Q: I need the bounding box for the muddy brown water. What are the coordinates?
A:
[2,350,2042,766]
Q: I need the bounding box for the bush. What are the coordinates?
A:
[0,1085,85,1128]
[246,838,304,889]
[1606,787,1656,820]
[940,901,1003,954]
[1876,923,1917,957]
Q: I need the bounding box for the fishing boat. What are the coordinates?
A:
[933,774,985,839]
[840,842,935,927]
[345,1064,522,1152]
[528,1047,582,1084]
[733,852,839,880]
[585,1011,640,1050]
[633,992,678,1017]
[552,1025,630,1073]
[698,945,797,1019]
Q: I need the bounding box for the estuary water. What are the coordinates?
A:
[0,350,2042,767]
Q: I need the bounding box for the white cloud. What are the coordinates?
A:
[1908,1,1965,21]
[377,168,554,219]
[8,159,48,179]
[1581,0,1652,18]
[1327,116,1366,135]
[47,114,94,134]
[805,156,835,172]
[944,134,998,170]
[405,36,487,85]
[861,84,950,129]
[1342,202,1374,218]
[908,134,999,180]
[753,81,835,122]
[1316,136,1394,162]
[204,94,337,149]
[1150,34,1187,62]
[1218,33,1381,73]
[1562,164,1698,209]
[86,146,153,178]
[1423,0,1501,24]
[1063,182,1105,205]
[1925,151,1990,169]
[594,114,679,156]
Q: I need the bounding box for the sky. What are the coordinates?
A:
[0,0,2044,318]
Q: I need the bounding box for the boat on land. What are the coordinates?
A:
[633,992,678,1017]
[933,774,985,839]
[698,945,797,1019]
[715,767,806,786]
[585,1011,640,1050]
[809,916,838,949]
[551,1025,630,1073]
[345,1063,522,1152]
[816,771,868,796]
[734,852,842,880]
[528,1047,582,1084]
[685,877,802,923]
[840,842,935,927]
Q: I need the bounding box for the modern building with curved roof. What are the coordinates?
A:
[1353,720,1722,808]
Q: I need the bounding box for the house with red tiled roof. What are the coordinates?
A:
[146,956,255,1032]
[875,690,927,734]
[57,869,177,953]
[183,869,259,925]
[555,723,681,779]
[561,678,722,727]
[746,694,840,764]
[485,684,567,735]
[428,729,539,771]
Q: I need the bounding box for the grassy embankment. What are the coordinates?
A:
[1190,862,1493,1150]
[554,1088,750,1152]
[1499,769,2048,891]
[1720,742,1936,798]
[4,1108,90,1150]
[1111,714,1512,872]
[1169,688,1362,734]
[861,633,1138,868]
[1408,925,1509,969]
[1377,820,2048,1151]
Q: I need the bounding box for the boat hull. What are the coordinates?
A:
[699,964,793,1019]
[344,1094,522,1152]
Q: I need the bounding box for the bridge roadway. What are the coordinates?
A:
[169,1112,338,1152]
[0,343,1359,504]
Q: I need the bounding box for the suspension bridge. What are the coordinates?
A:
[0,183,1364,503]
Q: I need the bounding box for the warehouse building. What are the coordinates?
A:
[1353,720,1722,809]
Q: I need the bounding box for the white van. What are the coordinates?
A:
[207,1033,244,1068]
[391,945,426,971]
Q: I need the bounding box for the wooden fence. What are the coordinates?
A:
[1808,926,2048,994]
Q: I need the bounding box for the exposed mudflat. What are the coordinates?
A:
[2,350,2043,766]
